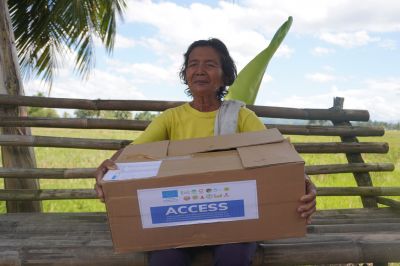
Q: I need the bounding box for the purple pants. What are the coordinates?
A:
[149,242,257,266]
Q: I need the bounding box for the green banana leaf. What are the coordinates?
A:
[225,16,293,104]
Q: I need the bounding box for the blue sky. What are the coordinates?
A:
[26,0,400,122]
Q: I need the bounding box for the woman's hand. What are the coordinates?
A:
[94,159,117,203]
[297,175,317,224]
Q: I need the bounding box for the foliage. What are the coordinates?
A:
[103,110,132,120]
[74,109,100,119]
[226,16,292,104]
[74,109,132,119]
[27,92,59,117]
[62,112,71,118]
[28,106,59,118]
[8,0,126,88]
[307,120,331,126]
[134,111,158,121]
[354,121,400,130]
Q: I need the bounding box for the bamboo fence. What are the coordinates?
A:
[0,95,398,209]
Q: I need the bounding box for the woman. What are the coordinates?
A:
[95,38,317,266]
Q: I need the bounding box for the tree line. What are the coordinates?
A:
[353,121,400,130]
[306,119,400,130]
[29,106,158,121]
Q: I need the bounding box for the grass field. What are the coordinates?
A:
[0,128,399,213]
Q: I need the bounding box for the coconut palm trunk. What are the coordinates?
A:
[0,1,41,212]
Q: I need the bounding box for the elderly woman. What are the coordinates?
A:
[95,38,317,266]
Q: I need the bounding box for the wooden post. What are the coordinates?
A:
[331,97,377,208]
[0,1,41,212]
[331,97,389,266]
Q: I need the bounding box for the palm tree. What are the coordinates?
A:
[9,0,126,87]
[0,0,126,212]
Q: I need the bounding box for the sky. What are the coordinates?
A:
[25,0,400,122]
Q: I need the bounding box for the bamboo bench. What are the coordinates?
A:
[0,95,398,265]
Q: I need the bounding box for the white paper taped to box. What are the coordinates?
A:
[103,161,162,181]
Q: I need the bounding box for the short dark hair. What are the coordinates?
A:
[179,38,237,100]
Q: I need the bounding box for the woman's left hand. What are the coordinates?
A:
[297,175,317,224]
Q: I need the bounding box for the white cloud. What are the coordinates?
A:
[25,69,146,100]
[244,0,400,33]
[262,74,273,84]
[123,0,400,74]
[319,31,380,48]
[114,34,136,48]
[306,72,337,83]
[264,78,400,122]
[125,0,295,72]
[379,39,397,50]
[322,65,335,72]
[107,59,179,85]
[94,34,135,49]
[311,47,335,56]
[274,45,294,58]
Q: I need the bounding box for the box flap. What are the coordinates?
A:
[167,128,284,156]
[238,139,304,168]
[116,140,169,163]
[158,150,243,177]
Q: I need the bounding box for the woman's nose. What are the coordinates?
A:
[194,63,206,74]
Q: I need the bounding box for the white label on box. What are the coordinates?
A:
[137,180,259,229]
[103,161,162,181]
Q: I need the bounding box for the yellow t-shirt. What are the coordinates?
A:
[134,103,265,144]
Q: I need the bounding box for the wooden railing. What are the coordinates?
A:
[0,95,397,210]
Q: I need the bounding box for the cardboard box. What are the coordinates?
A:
[101,128,306,253]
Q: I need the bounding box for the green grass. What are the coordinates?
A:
[1,129,399,213]
[300,131,400,209]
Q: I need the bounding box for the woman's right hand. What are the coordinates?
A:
[94,159,118,202]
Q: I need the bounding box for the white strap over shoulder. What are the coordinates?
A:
[214,100,245,136]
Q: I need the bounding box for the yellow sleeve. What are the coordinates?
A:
[238,107,266,133]
[134,111,171,144]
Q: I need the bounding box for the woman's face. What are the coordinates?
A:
[185,46,224,99]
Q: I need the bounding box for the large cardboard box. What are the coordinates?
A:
[101,128,306,253]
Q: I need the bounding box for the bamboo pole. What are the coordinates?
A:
[331,97,378,207]
[307,223,400,234]
[0,117,385,136]
[0,94,370,121]
[0,116,150,130]
[261,233,400,264]
[0,94,185,112]
[317,187,400,196]
[314,207,400,218]
[376,197,400,209]
[0,135,132,150]
[0,135,389,153]
[0,189,96,200]
[311,217,400,225]
[0,163,394,179]
[1,186,400,201]
[0,1,41,212]
[294,142,388,153]
[305,163,394,175]
[0,168,96,178]
[270,124,384,136]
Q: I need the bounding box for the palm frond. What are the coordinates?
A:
[8,0,126,91]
